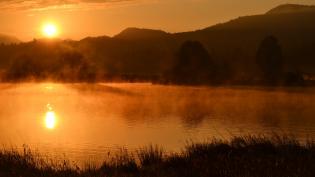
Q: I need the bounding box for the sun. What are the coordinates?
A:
[42,23,58,38]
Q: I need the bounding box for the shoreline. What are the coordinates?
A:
[1,135,314,177]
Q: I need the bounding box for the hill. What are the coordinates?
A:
[267,4,315,14]
[114,27,171,40]
[0,4,315,83]
[173,5,315,75]
[0,34,20,44]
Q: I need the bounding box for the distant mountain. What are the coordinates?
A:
[1,4,315,82]
[24,4,315,75]
[0,34,20,44]
[114,27,171,40]
[267,4,315,14]
[173,4,315,74]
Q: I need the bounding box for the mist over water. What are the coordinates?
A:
[0,83,314,164]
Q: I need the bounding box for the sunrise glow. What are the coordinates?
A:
[42,23,58,38]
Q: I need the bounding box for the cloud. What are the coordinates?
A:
[0,0,137,11]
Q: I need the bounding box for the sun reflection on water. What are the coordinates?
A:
[45,85,54,90]
[45,111,56,129]
[44,103,57,129]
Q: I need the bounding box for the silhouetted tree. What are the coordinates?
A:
[55,51,96,82]
[170,41,214,84]
[284,71,304,86]
[256,36,283,84]
[6,54,44,81]
[78,60,97,82]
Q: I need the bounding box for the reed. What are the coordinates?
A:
[0,135,314,177]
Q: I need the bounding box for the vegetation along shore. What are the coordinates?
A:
[1,135,314,177]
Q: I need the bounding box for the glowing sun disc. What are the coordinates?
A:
[42,23,58,38]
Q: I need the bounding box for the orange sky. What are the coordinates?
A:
[0,0,314,41]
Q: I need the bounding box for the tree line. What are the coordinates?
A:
[0,36,308,85]
[167,36,306,86]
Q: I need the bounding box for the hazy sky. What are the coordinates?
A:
[0,0,314,41]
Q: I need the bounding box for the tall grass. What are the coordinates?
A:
[0,135,314,177]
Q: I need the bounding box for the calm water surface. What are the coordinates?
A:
[0,83,315,164]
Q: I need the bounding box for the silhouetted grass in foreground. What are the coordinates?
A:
[1,135,315,177]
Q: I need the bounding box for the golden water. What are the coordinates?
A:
[0,83,314,163]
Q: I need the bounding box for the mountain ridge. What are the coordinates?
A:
[114,27,171,40]
[0,34,20,44]
[1,3,315,82]
[108,4,315,41]
[75,3,315,76]
[266,4,315,14]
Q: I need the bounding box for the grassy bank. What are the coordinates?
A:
[1,135,315,177]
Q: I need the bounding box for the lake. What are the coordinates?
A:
[0,83,315,164]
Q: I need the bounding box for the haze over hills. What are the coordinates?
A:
[266,4,315,14]
[81,4,315,76]
[0,4,314,83]
[172,4,315,75]
[0,34,20,44]
[114,28,171,40]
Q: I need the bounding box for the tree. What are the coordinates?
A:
[57,51,96,82]
[6,54,44,81]
[171,41,214,84]
[256,36,283,84]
